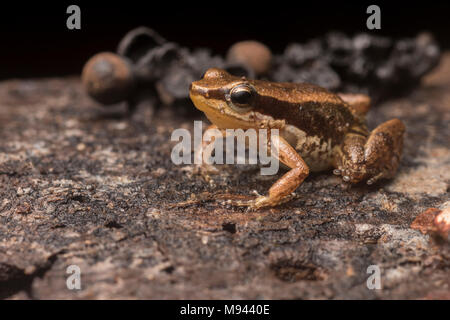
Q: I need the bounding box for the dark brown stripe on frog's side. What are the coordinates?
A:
[197,89,357,144]
[254,95,357,144]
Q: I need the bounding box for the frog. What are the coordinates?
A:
[189,68,405,209]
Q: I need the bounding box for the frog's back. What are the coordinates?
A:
[251,80,358,143]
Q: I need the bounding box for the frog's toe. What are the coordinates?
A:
[366,172,385,185]
[232,195,274,210]
[250,193,297,210]
[250,196,273,209]
[339,167,388,186]
[337,167,367,184]
[227,192,297,210]
[337,168,355,183]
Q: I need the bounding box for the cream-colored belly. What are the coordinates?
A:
[282,125,334,172]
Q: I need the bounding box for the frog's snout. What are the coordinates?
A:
[189,82,197,98]
[189,82,202,108]
[189,81,205,97]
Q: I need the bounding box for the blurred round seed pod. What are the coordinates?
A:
[81,52,135,105]
[226,40,272,76]
[117,26,166,62]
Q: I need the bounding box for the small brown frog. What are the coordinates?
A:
[189,68,405,209]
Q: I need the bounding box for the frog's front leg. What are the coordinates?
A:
[250,135,310,209]
[194,124,236,177]
[334,119,405,185]
[194,124,222,177]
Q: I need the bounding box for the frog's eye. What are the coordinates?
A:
[227,84,254,112]
[200,70,208,79]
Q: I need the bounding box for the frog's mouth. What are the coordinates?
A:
[189,92,256,129]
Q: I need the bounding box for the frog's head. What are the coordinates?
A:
[189,68,260,129]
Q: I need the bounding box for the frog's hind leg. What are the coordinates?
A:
[333,119,405,185]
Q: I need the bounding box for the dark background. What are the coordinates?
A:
[0,1,448,79]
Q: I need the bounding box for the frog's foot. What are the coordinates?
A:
[335,165,388,186]
[236,135,309,210]
[232,191,297,210]
[249,196,274,210]
[232,190,264,207]
[215,135,309,210]
[250,193,297,210]
[333,166,366,184]
[333,169,353,189]
[335,119,405,185]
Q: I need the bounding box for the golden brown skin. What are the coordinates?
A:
[189,68,405,209]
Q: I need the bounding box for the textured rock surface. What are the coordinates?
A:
[0,54,449,300]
